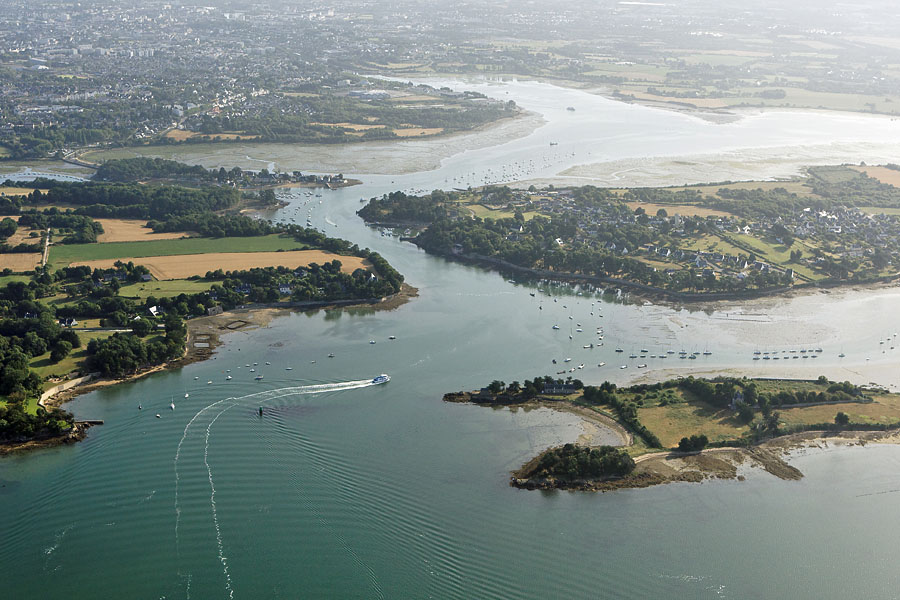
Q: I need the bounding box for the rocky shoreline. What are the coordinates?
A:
[0,421,99,456]
[509,445,803,492]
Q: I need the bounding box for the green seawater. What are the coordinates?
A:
[6,79,900,599]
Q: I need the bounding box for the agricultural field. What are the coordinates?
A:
[164,130,260,141]
[393,127,444,137]
[778,393,900,427]
[310,122,386,131]
[94,219,192,243]
[0,186,45,197]
[857,206,900,216]
[70,250,368,280]
[5,219,43,247]
[668,180,814,198]
[584,62,670,82]
[0,252,42,272]
[48,234,305,266]
[850,166,900,187]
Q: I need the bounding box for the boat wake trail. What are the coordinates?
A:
[173,378,379,595]
[205,402,237,600]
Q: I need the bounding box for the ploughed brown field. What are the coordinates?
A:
[94,219,193,243]
[0,252,41,271]
[4,216,42,247]
[393,127,444,137]
[164,130,259,141]
[71,250,369,280]
[850,165,900,187]
[310,122,386,131]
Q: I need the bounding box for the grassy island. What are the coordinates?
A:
[362,165,900,300]
[446,375,900,491]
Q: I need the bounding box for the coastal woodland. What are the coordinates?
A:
[0,175,404,447]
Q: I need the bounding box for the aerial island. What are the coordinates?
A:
[0,159,407,453]
[360,164,900,301]
[445,374,900,491]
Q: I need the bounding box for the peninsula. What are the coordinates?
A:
[445,375,900,491]
[361,165,900,301]
[0,177,407,453]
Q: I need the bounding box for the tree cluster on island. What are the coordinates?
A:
[521,443,636,483]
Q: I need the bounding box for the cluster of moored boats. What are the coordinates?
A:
[752,348,823,360]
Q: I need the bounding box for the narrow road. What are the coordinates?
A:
[41,228,50,266]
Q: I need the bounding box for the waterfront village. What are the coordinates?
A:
[521,188,893,284]
[359,166,900,294]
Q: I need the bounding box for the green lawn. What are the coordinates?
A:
[49,234,307,266]
[119,279,214,299]
[723,233,823,280]
[0,274,32,286]
[680,233,746,256]
[30,331,115,383]
[858,206,900,216]
[638,393,751,448]
[23,396,41,415]
[468,204,541,221]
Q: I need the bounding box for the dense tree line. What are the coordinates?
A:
[675,375,866,411]
[86,314,185,377]
[677,434,709,452]
[0,284,82,401]
[95,157,215,182]
[202,260,400,303]
[20,180,240,220]
[148,213,275,238]
[0,403,74,442]
[582,383,663,448]
[18,209,104,244]
[358,190,458,223]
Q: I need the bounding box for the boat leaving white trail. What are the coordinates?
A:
[173,376,388,581]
